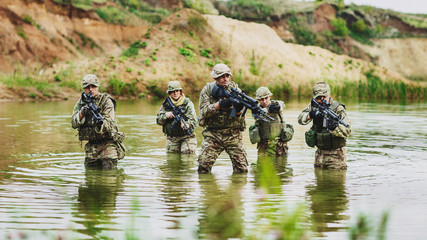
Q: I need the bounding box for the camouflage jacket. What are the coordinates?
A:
[156,97,198,135]
[71,93,119,142]
[297,98,351,138]
[198,81,245,130]
[255,100,286,141]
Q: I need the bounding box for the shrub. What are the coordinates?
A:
[331,17,349,37]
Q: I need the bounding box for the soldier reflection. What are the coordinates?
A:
[158,152,195,228]
[75,168,125,238]
[198,174,247,240]
[252,154,293,194]
[306,169,349,237]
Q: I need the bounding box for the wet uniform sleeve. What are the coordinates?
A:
[184,100,198,130]
[156,103,167,126]
[96,98,116,135]
[331,105,351,138]
[297,103,312,125]
[198,86,218,121]
[71,99,85,129]
[278,101,286,123]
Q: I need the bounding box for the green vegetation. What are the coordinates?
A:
[329,70,427,100]
[106,74,138,96]
[330,17,349,37]
[221,0,273,21]
[122,40,147,57]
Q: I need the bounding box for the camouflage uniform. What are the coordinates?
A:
[156,81,197,154]
[251,87,291,157]
[197,64,248,173]
[71,74,126,169]
[298,82,351,170]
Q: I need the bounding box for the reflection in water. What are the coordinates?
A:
[158,153,196,227]
[252,155,293,194]
[74,169,125,238]
[306,169,349,237]
[197,174,247,240]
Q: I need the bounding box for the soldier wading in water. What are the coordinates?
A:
[156,81,198,154]
[298,82,351,169]
[71,74,126,169]
[197,63,248,173]
[249,87,294,157]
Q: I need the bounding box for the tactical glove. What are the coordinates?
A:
[212,85,227,99]
[309,109,322,120]
[234,102,244,112]
[219,99,232,109]
[268,103,280,113]
[80,105,90,116]
[327,120,339,131]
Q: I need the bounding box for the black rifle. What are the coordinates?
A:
[212,85,274,122]
[311,98,349,130]
[165,97,192,136]
[81,92,104,126]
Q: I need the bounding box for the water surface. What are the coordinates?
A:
[0,99,426,239]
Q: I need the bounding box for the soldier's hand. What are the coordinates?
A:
[212,85,227,99]
[219,99,232,109]
[327,120,338,131]
[309,109,322,120]
[80,105,90,116]
[268,103,280,113]
[166,112,175,119]
[234,102,244,112]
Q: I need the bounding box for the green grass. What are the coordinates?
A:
[328,70,427,100]
[106,75,139,96]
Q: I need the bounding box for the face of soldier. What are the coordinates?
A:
[259,96,271,108]
[169,90,182,101]
[84,85,99,96]
[315,95,330,103]
[215,73,231,87]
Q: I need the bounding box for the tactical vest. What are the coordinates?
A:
[312,100,346,150]
[258,101,282,141]
[204,82,246,131]
[162,97,191,137]
[78,93,117,142]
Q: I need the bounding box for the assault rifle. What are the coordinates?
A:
[81,92,104,126]
[311,98,349,130]
[165,97,192,136]
[212,85,274,122]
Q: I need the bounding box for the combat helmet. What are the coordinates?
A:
[211,63,233,79]
[82,74,99,89]
[256,87,273,100]
[166,81,183,93]
[312,82,330,98]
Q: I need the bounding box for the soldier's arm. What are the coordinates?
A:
[95,98,116,134]
[71,99,85,129]
[184,100,198,130]
[199,87,218,119]
[156,104,168,126]
[277,100,286,123]
[331,105,351,138]
[297,103,312,125]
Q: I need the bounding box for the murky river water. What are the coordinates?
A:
[0,99,426,240]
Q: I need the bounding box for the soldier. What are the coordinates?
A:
[197,63,248,173]
[156,81,197,154]
[249,87,293,156]
[71,74,126,169]
[297,82,351,169]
